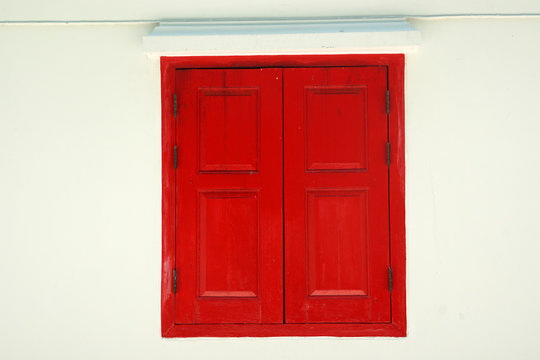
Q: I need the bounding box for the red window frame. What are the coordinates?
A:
[161,54,406,337]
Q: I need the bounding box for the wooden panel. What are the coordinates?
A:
[199,88,259,172]
[306,86,367,171]
[307,189,368,297]
[175,68,283,324]
[162,54,406,337]
[164,323,406,338]
[199,191,259,298]
[284,66,391,323]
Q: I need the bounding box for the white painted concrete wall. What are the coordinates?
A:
[1,15,540,360]
[1,1,540,21]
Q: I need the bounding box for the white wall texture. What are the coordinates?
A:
[1,0,540,21]
[1,10,540,360]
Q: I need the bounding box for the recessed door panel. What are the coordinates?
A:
[307,189,368,297]
[199,88,260,172]
[198,191,259,298]
[305,86,367,171]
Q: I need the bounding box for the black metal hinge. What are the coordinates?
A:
[386,90,390,114]
[173,145,178,169]
[386,142,391,166]
[388,266,393,292]
[173,94,177,118]
[173,268,177,294]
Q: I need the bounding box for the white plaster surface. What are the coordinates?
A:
[1,0,540,21]
[1,17,540,360]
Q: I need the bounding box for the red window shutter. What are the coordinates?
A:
[174,68,284,324]
[284,67,391,323]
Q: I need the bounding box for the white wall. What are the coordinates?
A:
[1,16,540,360]
[1,1,540,21]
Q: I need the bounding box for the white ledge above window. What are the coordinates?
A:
[142,17,420,55]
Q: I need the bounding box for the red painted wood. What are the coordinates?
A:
[198,191,259,298]
[161,56,176,336]
[161,54,406,337]
[305,85,367,171]
[161,54,403,69]
[307,189,369,297]
[387,55,407,335]
[175,68,283,324]
[284,67,390,323]
[163,323,405,337]
[199,88,260,172]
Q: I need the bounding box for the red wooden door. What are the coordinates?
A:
[284,67,391,323]
[175,68,283,324]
